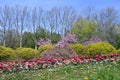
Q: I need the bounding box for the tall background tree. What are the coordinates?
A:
[70,17,98,43]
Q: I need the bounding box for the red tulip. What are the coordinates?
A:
[96,58,100,61]
[37,61,45,65]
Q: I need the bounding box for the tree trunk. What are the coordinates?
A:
[3,39,6,47]
[19,34,22,48]
[35,40,37,50]
[3,31,6,47]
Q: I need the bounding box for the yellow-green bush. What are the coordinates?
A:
[38,44,53,55]
[84,42,117,56]
[15,48,38,60]
[117,49,120,54]
[0,46,15,61]
[69,44,84,56]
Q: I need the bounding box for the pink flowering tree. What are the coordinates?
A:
[55,33,77,48]
[37,39,51,48]
[41,33,78,59]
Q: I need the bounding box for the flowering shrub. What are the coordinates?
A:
[0,46,15,61]
[69,44,84,56]
[55,33,77,48]
[15,48,38,60]
[40,33,78,60]
[84,42,117,56]
[0,53,119,73]
[41,45,77,59]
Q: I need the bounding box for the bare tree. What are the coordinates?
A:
[13,6,21,47]
[31,8,38,49]
[0,5,13,47]
[80,6,97,21]
[19,6,29,48]
[5,29,18,48]
[5,6,15,47]
[59,7,77,36]
[46,7,77,38]
[31,7,44,49]
[97,8,119,43]
[0,7,6,46]
[46,7,60,41]
[42,12,48,40]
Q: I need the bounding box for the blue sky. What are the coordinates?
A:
[0,0,120,13]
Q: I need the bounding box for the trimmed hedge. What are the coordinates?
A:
[117,49,120,54]
[15,48,38,60]
[84,42,117,56]
[38,44,53,55]
[0,46,15,61]
[69,44,84,56]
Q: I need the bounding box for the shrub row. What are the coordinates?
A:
[69,44,84,56]
[83,42,117,56]
[38,44,53,54]
[0,46,15,61]
[15,48,38,60]
[0,46,38,61]
[0,44,53,61]
[0,42,120,61]
[69,42,117,57]
[39,42,115,55]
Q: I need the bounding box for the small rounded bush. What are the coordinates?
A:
[15,48,38,60]
[38,44,53,55]
[117,49,120,54]
[69,44,84,56]
[0,46,15,61]
[84,42,117,56]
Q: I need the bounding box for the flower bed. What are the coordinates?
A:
[0,53,119,73]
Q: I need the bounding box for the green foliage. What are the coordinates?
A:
[70,18,98,42]
[23,32,35,49]
[51,33,61,43]
[15,48,38,60]
[0,46,15,61]
[113,40,120,49]
[117,49,120,54]
[69,44,84,56]
[84,42,117,56]
[38,44,53,55]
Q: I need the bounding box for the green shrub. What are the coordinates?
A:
[117,49,120,54]
[15,48,38,60]
[84,42,117,56]
[38,44,53,55]
[69,44,84,56]
[0,46,15,61]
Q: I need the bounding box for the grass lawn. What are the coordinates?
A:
[0,61,120,80]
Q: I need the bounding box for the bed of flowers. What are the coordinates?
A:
[0,53,120,74]
[0,34,120,74]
